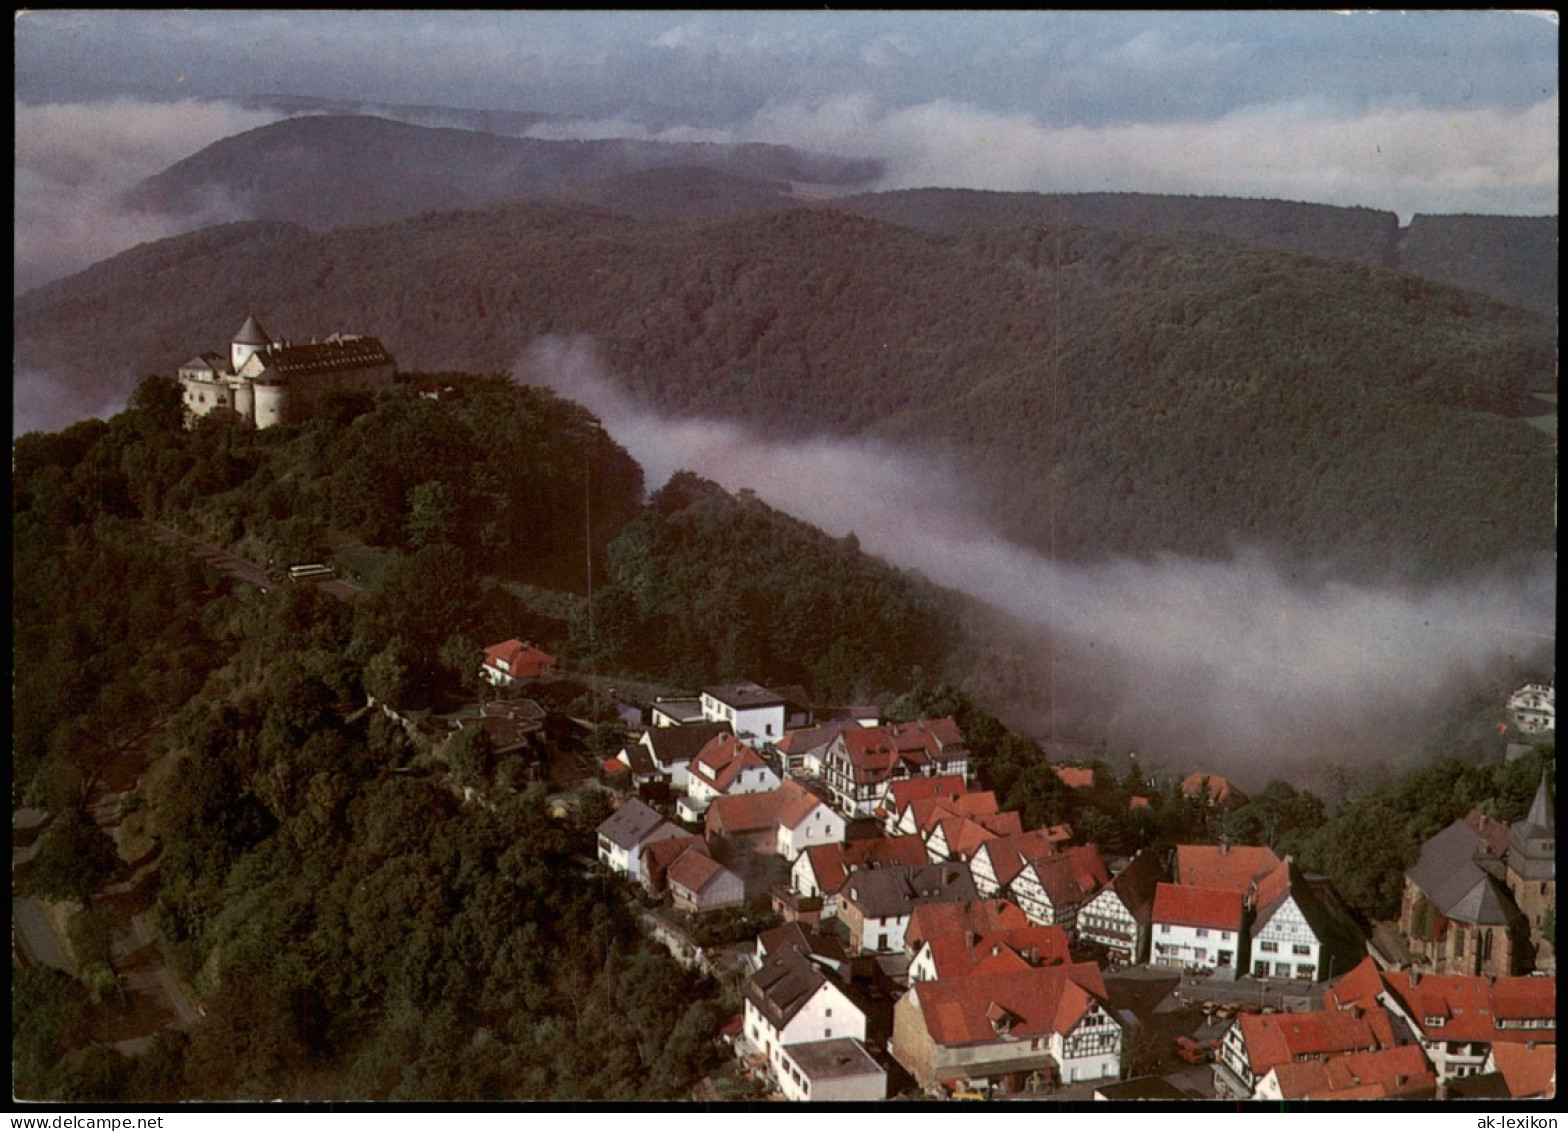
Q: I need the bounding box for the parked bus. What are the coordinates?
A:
[287,563,335,583]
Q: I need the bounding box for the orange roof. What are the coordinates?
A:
[1175,844,1281,893]
[844,834,930,872]
[907,899,1032,952]
[975,828,1070,888]
[1325,957,1386,1012]
[668,849,735,896]
[691,733,769,792]
[1181,771,1237,805]
[1152,882,1244,931]
[1270,1045,1434,1100]
[1129,795,1151,809]
[1383,969,1557,1044]
[706,779,829,837]
[906,790,1001,835]
[1028,845,1110,907]
[1491,1041,1557,1098]
[913,962,1109,1047]
[914,912,1074,981]
[1236,1007,1399,1077]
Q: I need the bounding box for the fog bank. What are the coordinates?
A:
[522,335,1556,781]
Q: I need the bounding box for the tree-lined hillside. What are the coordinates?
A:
[16,203,1555,580]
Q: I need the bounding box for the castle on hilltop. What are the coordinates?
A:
[178,315,396,428]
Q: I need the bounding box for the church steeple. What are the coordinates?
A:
[231,314,272,373]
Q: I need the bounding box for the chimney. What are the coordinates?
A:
[1408,970,1420,991]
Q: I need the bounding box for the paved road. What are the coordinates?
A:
[147,522,364,599]
[13,896,73,972]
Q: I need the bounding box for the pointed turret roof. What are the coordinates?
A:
[1523,772,1554,836]
[233,314,272,346]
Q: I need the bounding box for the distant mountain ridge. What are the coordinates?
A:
[16,201,1555,581]
[119,115,1557,313]
[123,114,882,229]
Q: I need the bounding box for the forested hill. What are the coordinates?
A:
[122,114,880,229]
[15,202,1557,580]
[835,190,1557,314]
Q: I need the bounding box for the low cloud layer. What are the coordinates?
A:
[522,336,1556,782]
[14,98,278,294]
[532,91,1560,222]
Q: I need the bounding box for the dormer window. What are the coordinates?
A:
[1423,1015,1446,1028]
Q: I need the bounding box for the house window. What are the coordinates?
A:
[1221,931,1231,941]
[1260,941,1278,953]
[1196,929,1209,938]
[825,1009,832,1017]
[1292,944,1311,955]
[1160,925,1171,934]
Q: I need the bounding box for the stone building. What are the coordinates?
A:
[1505,774,1555,973]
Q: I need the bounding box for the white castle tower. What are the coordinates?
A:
[230,314,273,374]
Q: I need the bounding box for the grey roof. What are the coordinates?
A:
[1508,773,1555,867]
[233,314,272,346]
[596,797,671,851]
[642,720,731,767]
[840,861,979,919]
[782,1038,885,1083]
[1406,819,1519,925]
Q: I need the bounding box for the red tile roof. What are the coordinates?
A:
[1028,845,1111,908]
[1152,882,1244,932]
[910,901,1073,980]
[906,790,1002,836]
[1175,844,1281,894]
[1181,771,1238,806]
[706,779,831,837]
[1384,969,1557,1044]
[907,899,1032,952]
[691,733,770,792]
[886,774,970,814]
[912,962,1110,1047]
[974,828,1068,889]
[668,849,735,896]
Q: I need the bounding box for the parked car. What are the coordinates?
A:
[1176,1036,1213,1064]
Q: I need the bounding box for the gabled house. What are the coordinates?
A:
[890,961,1122,1094]
[1174,843,1281,894]
[998,844,1112,934]
[820,718,971,818]
[668,850,746,915]
[924,809,1024,864]
[756,921,850,977]
[1217,1004,1402,1098]
[790,835,930,918]
[1151,883,1244,971]
[837,862,979,954]
[679,733,781,821]
[641,834,708,899]
[701,682,788,744]
[743,945,867,1090]
[595,798,687,883]
[704,779,846,861]
[1399,812,1528,978]
[630,720,732,791]
[1254,1044,1435,1101]
[1331,959,1558,1082]
[905,899,1072,983]
[776,1038,887,1103]
[1181,771,1242,809]
[1077,847,1167,966]
[896,788,1004,841]
[1248,856,1365,982]
[970,829,1068,900]
[1505,773,1555,973]
[883,775,971,836]
[775,720,859,779]
[1053,765,1097,790]
[479,639,557,688]
[1485,1041,1557,1099]
[453,697,546,758]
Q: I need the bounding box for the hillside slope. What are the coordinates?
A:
[15,203,1556,579]
[122,114,879,229]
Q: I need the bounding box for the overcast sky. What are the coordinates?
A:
[15,10,1560,224]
